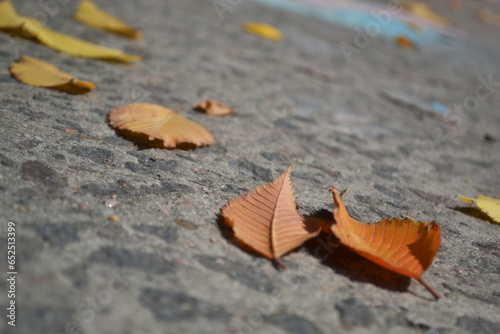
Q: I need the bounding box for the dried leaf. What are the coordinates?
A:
[109,103,214,149]
[194,100,233,116]
[221,166,321,267]
[10,56,96,94]
[402,1,451,26]
[0,0,140,62]
[74,0,142,39]
[458,195,500,224]
[330,186,441,299]
[396,35,415,49]
[242,22,283,41]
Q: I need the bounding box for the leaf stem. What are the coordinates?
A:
[416,277,440,300]
[274,258,286,270]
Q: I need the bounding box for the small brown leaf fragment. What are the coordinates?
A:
[194,100,233,116]
[221,165,322,267]
[330,186,442,299]
[396,35,414,50]
[109,103,214,149]
[108,214,119,222]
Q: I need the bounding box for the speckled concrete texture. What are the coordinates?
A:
[0,0,499,333]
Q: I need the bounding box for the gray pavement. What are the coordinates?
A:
[0,0,499,333]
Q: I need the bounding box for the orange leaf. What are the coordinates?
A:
[194,99,233,116]
[109,103,214,149]
[221,166,321,267]
[396,35,415,50]
[330,186,441,299]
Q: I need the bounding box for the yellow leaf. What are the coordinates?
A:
[0,0,23,29]
[109,103,215,149]
[0,0,141,62]
[242,22,283,41]
[458,195,500,224]
[10,56,96,94]
[403,1,451,26]
[74,0,142,39]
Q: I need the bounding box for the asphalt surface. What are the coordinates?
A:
[0,0,499,333]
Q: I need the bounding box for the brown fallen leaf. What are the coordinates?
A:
[109,103,214,149]
[0,0,140,62]
[108,214,119,222]
[74,0,142,39]
[221,166,321,267]
[10,56,96,94]
[330,186,441,299]
[194,100,233,116]
[396,35,415,50]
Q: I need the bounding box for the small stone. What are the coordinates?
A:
[105,199,119,208]
[160,208,170,217]
[13,204,28,212]
[174,219,198,230]
[335,298,375,327]
[210,237,217,243]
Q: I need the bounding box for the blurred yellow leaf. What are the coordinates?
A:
[0,0,141,62]
[403,1,451,26]
[75,0,142,39]
[242,22,283,41]
[10,56,96,94]
[0,0,23,29]
[458,195,500,224]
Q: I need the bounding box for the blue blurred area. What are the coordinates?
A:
[251,0,448,44]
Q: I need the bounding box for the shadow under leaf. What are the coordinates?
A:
[303,209,411,292]
[304,234,411,292]
[111,128,198,150]
[302,208,335,234]
[452,206,496,224]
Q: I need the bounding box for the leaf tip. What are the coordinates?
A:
[458,195,475,203]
